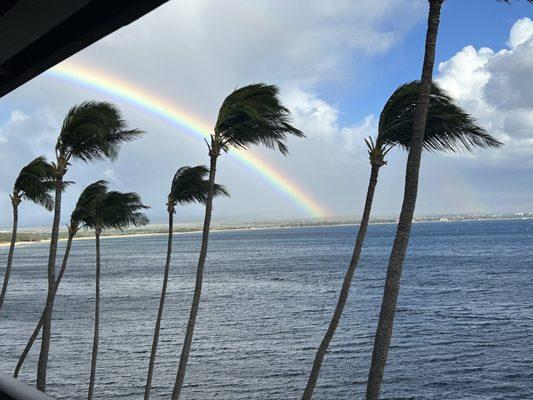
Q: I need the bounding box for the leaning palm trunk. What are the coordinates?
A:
[36,101,142,392]
[0,197,20,311]
[37,174,64,391]
[14,228,76,378]
[302,164,380,399]
[365,1,443,399]
[171,155,217,399]
[87,229,101,400]
[144,209,174,399]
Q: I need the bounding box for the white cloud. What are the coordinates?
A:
[0,110,29,142]
[437,17,533,167]
[102,169,118,182]
[8,110,29,124]
[508,17,533,48]
[282,87,376,162]
[68,0,424,109]
[1,1,427,224]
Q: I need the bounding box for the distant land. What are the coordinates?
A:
[1,212,532,245]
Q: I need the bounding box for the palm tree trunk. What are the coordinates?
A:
[14,229,76,378]
[302,164,380,399]
[37,174,63,391]
[365,2,443,399]
[171,154,218,400]
[0,199,19,311]
[87,229,101,400]
[144,210,174,399]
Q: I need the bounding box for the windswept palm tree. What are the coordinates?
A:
[301,81,502,399]
[171,83,304,399]
[80,188,149,400]
[366,1,527,398]
[36,101,143,392]
[13,181,108,378]
[144,166,228,400]
[0,156,55,312]
[364,0,442,397]
[364,0,532,397]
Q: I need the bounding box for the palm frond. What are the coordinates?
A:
[169,165,229,206]
[378,81,503,152]
[30,192,54,211]
[14,156,56,210]
[57,101,144,162]
[71,180,109,228]
[98,191,149,231]
[214,84,304,155]
[212,182,230,199]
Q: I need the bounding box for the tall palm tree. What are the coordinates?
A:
[36,101,142,392]
[366,1,529,398]
[301,81,502,399]
[171,83,304,399]
[81,188,149,400]
[13,181,108,378]
[364,1,444,398]
[0,156,56,311]
[144,166,228,400]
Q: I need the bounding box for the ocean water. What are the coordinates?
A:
[0,219,532,399]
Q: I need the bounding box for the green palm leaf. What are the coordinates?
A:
[70,180,109,229]
[169,165,229,206]
[75,187,149,231]
[378,81,502,152]
[57,101,144,162]
[14,156,56,210]
[214,83,304,155]
[99,191,149,230]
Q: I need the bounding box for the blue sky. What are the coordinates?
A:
[1,0,532,227]
[323,0,533,124]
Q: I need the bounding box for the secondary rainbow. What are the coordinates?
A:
[46,61,328,218]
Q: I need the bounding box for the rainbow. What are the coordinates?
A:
[45,61,329,218]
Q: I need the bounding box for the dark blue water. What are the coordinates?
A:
[1,219,532,399]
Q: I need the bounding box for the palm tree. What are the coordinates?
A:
[171,83,304,399]
[80,188,148,400]
[144,166,228,400]
[364,1,444,398]
[301,81,502,399]
[366,1,528,398]
[0,156,55,312]
[36,101,142,392]
[366,0,533,400]
[13,181,108,378]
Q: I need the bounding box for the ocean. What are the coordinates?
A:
[1,219,532,399]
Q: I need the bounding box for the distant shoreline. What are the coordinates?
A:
[1,215,531,248]
[1,222,356,248]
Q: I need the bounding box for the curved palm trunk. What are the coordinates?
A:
[0,199,19,311]
[365,2,443,399]
[37,175,63,391]
[14,230,76,378]
[87,229,101,400]
[302,164,380,399]
[144,211,174,399]
[171,155,218,400]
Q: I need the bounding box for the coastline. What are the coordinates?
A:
[1,215,531,248]
[0,223,355,248]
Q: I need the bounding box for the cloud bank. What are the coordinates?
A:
[437,17,533,168]
[1,4,532,227]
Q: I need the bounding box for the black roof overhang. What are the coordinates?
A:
[0,0,169,98]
